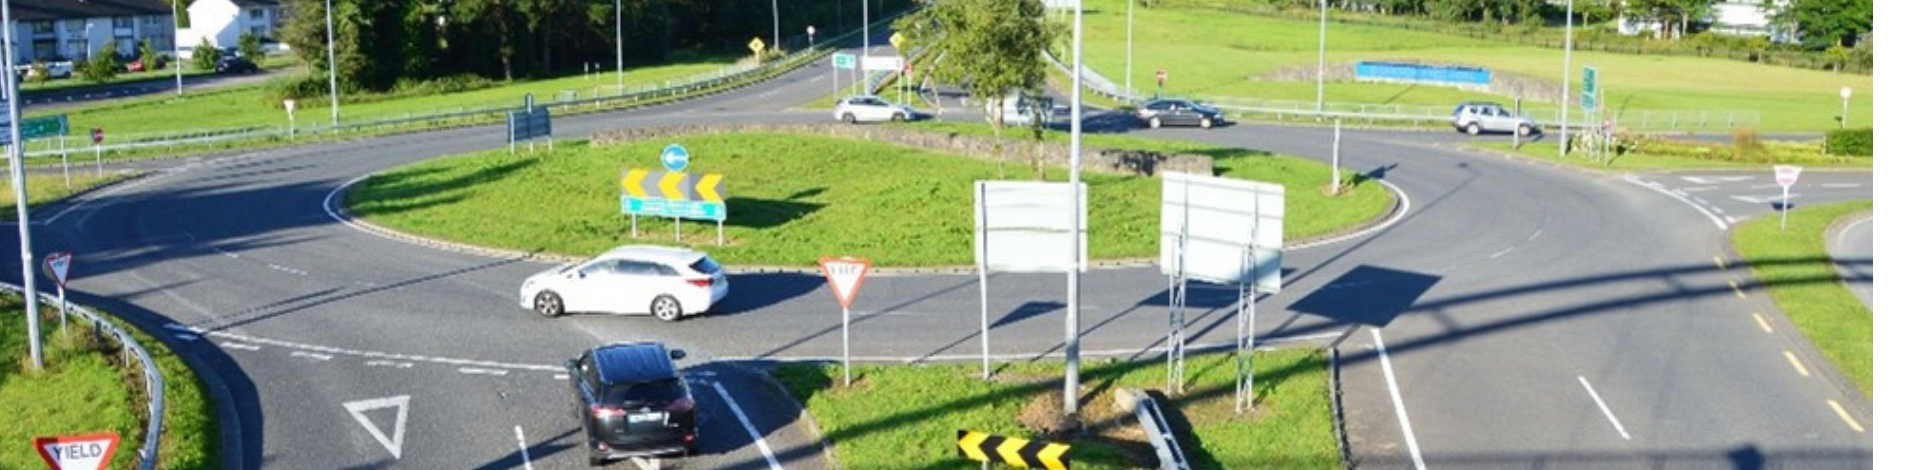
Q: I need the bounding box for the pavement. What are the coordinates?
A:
[0,34,1875,470]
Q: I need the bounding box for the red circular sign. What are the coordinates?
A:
[1156,69,1167,83]
[90,127,102,144]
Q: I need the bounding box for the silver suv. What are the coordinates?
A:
[1452,102,1536,136]
[833,95,917,124]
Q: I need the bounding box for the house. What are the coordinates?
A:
[176,0,284,57]
[6,0,175,63]
[1709,0,1796,43]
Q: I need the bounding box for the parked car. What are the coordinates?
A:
[568,342,698,464]
[214,56,258,74]
[833,95,917,123]
[1135,98,1226,129]
[1451,101,1537,136]
[520,245,729,321]
[991,94,1054,126]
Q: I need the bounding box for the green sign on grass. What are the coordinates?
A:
[1581,67,1599,111]
[1,114,67,145]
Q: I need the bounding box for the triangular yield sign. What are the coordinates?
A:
[43,252,72,288]
[344,395,410,460]
[819,256,872,309]
[33,432,119,470]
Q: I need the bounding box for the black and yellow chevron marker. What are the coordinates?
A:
[956,430,1072,470]
[621,169,727,201]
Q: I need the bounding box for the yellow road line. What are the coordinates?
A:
[1828,400,1865,433]
[1728,280,1746,299]
[1714,256,1727,270]
[1783,351,1811,377]
[1752,313,1774,333]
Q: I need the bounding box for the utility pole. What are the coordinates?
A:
[2,0,44,371]
[325,0,339,129]
[1316,0,1327,116]
[1126,0,1134,99]
[616,0,624,94]
[1558,0,1573,157]
[171,0,182,95]
[1066,0,1086,423]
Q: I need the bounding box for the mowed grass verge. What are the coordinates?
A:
[0,171,132,221]
[0,294,219,469]
[1074,0,1872,131]
[1469,139,1871,171]
[1731,201,1873,398]
[347,132,1391,266]
[772,349,1338,469]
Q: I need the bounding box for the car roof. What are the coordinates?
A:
[597,245,708,265]
[590,342,681,384]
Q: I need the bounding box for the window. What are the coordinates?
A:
[113,17,134,29]
[250,8,265,20]
[250,26,268,39]
[31,21,53,35]
[578,261,613,277]
[64,20,86,34]
[65,38,88,58]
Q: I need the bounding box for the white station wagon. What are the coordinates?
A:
[520,245,729,321]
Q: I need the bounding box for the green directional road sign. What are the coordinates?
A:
[1581,67,1598,111]
[832,53,857,70]
[2,114,68,145]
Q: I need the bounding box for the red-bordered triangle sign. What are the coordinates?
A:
[43,251,72,289]
[33,432,120,470]
[819,256,872,309]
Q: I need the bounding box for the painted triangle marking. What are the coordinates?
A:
[819,257,872,309]
[343,395,410,460]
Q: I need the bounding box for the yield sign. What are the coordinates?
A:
[819,256,872,309]
[344,396,411,460]
[43,251,72,288]
[1775,165,1802,188]
[34,432,120,470]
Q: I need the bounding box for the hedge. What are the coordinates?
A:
[1827,128,1871,156]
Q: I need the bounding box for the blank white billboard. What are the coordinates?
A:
[1159,172,1284,292]
[974,181,1087,273]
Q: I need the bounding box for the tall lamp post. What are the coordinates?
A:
[1066,0,1086,422]
[1,0,45,370]
[1558,0,1573,157]
[1125,0,1133,100]
[325,0,339,129]
[616,0,624,94]
[171,0,182,95]
[771,0,780,51]
[1839,86,1852,128]
[1315,0,1327,116]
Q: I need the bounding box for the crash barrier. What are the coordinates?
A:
[2,282,164,470]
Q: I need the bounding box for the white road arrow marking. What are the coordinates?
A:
[344,395,411,460]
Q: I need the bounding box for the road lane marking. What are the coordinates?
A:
[1728,280,1746,299]
[1527,229,1542,241]
[367,360,414,369]
[1622,176,1728,231]
[1828,400,1864,433]
[1752,314,1774,333]
[173,333,199,341]
[1372,328,1427,470]
[220,342,260,351]
[1578,376,1632,440]
[344,395,411,459]
[711,381,786,470]
[459,368,509,376]
[514,426,534,470]
[1488,247,1515,259]
[291,351,333,361]
[1289,180,1412,250]
[1822,183,1862,189]
[1714,256,1727,270]
[163,323,565,373]
[1783,351,1811,377]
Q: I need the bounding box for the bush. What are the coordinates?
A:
[81,43,121,83]
[1731,127,1768,161]
[265,73,336,106]
[238,30,265,62]
[138,40,160,71]
[192,38,220,71]
[1826,128,1871,156]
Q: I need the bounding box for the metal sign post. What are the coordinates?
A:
[90,127,101,177]
[43,252,71,334]
[1775,165,1801,230]
[821,257,871,388]
[1158,172,1285,411]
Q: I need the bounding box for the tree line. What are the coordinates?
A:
[1253,0,1869,48]
[274,0,911,94]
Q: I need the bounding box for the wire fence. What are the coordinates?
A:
[3,282,165,470]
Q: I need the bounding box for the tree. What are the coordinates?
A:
[239,30,266,61]
[81,43,121,83]
[897,0,1059,178]
[193,38,221,71]
[1787,0,1870,48]
[138,40,160,71]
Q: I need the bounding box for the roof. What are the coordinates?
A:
[230,0,281,7]
[591,342,681,384]
[10,0,171,22]
[601,245,706,265]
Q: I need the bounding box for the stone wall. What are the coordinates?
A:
[589,123,1213,177]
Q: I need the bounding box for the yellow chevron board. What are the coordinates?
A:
[621,169,727,202]
[956,430,1071,470]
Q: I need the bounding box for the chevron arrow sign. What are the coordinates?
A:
[956,430,1070,470]
[622,169,727,202]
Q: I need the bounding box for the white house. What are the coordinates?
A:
[1710,0,1796,42]
[7,0,174,63]
[176,0,284,57]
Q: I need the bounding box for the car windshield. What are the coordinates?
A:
[607,379,685,407]
[689,257,722,275]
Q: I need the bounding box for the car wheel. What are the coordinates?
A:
[1149,116,1162,129]
[534,291,565,318]
[652,295,684,322]
[1518,125,1534,137]
[892,112,907,122]
[1466,123,1482,136]
[841,113,856,124]
[1200,117,1214,129]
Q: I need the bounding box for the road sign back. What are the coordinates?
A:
[34,432,120,470]
[819,257,871,309]
[1775,165,1802,187]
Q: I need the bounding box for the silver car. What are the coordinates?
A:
[833,95,917,124]
[1452,102,1537,136]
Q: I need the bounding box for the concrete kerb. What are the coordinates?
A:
[720,361,845,470]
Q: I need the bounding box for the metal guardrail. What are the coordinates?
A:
[1115,388,1192,470]
[3,282,164,470]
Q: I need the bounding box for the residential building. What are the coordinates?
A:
[176,0,284,57]
[7,0,174,63]
[1710,0,1796,42]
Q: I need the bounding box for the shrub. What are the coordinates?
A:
[81,43,121,83]
[265,73,335,106]
[1826,128,1871,156]
[1731,127,1768,161]
[192,38,220,71]
[238,30,265,62]
[138,40,160,71]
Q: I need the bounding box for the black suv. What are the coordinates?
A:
[568,342,698,464]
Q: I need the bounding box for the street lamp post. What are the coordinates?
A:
[616,0,624,94]
[772,0,781,51]
[861,0,868,82]
[325,0,339,129]
[1066,0,1086,422]
[1125,0,1133,100]
[1,0,44,371]
[171,0,182,95]
[1316,0,1327,116]
[1558,0,1573,157]
[1839,86,1852,129]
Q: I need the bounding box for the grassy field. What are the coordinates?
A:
[347,131,1391,267]
[0,171,131,221]
[0,294,219,470]
[772,349,1338,469]
[1731,201,1873,398]
[1074,0,1872,131]
[1470,137,1872,171]
[22,57,737,144]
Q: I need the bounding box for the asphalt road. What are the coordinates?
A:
[0,39,1874,470]
[20,67,291,110]
[1828,215,1872,308]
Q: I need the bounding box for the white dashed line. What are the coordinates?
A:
[1579,376,1632,440]
[1373,328,1427,470]
[1527,229,1543,241]
[1783,351,1811,377]
[1489,247,1515,259]
[1822,183,1862,189]
[163,323,565,373]
[711,381,786,470]
[458,368,509,376]
[291,351,334,361]
[221,342,260,351]
[367,360,415,369]
[173,334,199,341]
[269,264,309,275]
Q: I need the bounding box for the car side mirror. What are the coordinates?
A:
[566,358,581,370]
[669,349,687,360]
